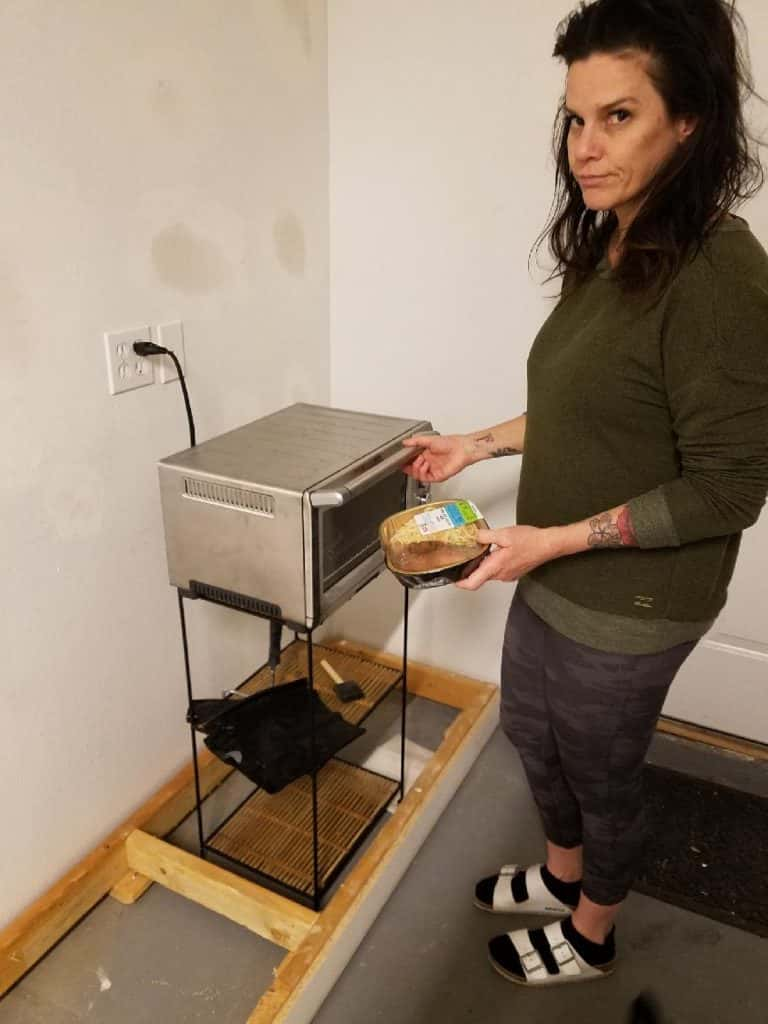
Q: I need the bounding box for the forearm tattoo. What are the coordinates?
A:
[472,432,521,458]
[587,507,638,548]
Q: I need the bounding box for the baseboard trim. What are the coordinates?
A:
[656,716,768,763]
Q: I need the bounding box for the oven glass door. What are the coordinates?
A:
[319,470,408,597]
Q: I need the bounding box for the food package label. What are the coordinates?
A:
[414,500,482,536]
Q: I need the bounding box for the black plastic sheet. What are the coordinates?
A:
[187,679,365,794]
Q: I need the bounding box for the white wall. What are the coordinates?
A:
[1,0,328,929]
[5,0,768,935]
[326,0,768,692]
[326,1,568,675]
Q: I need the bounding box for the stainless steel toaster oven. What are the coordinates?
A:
[157,403,432,629]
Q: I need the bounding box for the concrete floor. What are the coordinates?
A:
[2,696,767,1024]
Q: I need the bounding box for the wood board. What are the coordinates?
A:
[0,641,499,1022]
[3,639,761,1020]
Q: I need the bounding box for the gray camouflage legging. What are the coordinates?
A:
[500,589,698,906]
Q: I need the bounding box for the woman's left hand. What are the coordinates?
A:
[455,526,560,591]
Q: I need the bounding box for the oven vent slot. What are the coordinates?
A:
[183,478,275,516]
[191,581,281,618]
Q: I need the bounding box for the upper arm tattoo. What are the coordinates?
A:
[587,507,639,548]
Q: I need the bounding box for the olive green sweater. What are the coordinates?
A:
[517,218,768,654]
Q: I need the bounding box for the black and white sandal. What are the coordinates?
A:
[474,864,576,916]
[489,920,616,986]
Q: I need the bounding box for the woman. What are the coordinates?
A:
[404,0,768,988]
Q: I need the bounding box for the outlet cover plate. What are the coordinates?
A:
[157,321,185,383]
[104,326,155,395]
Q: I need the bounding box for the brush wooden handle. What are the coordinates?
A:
[320,659,344,685]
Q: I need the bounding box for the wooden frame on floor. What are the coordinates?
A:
[3,639,766,1020]
[0,641,500,1023]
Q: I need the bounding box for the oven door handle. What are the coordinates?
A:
[309,439,433,508]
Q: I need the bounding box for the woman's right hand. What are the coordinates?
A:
[402,434,474,483]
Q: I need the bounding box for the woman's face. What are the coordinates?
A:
[565,50,696,231]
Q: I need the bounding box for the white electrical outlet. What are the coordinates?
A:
[157,321,186,383]
[104,326,155,395]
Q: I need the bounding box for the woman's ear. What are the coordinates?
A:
[677,115,699,143]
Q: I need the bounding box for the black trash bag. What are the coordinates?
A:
[187,679,365,794]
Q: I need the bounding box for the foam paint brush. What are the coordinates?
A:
[320,659,365,703]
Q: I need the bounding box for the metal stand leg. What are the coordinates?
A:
[178,591,206,859]
[175,603,406,909]
[306,631,321,911]
[399,587,409,802]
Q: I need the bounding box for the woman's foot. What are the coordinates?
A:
[488,915,616,986]
[474,864,581,915]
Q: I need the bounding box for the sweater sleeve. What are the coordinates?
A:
[626,272,768,549]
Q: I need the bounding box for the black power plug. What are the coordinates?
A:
[133,340,169,357]
[133,340,196,447]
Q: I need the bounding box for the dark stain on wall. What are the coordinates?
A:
[273,212,306,277]
[152,223,230,293]
[282,0,312,57]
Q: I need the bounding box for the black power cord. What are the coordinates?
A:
[133,341,196,448]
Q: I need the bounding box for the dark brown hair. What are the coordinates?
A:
[536,0,764,294]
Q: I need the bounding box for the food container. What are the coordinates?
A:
[379,499,491,589]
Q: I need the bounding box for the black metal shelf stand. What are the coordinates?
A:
[176,587,410,912]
